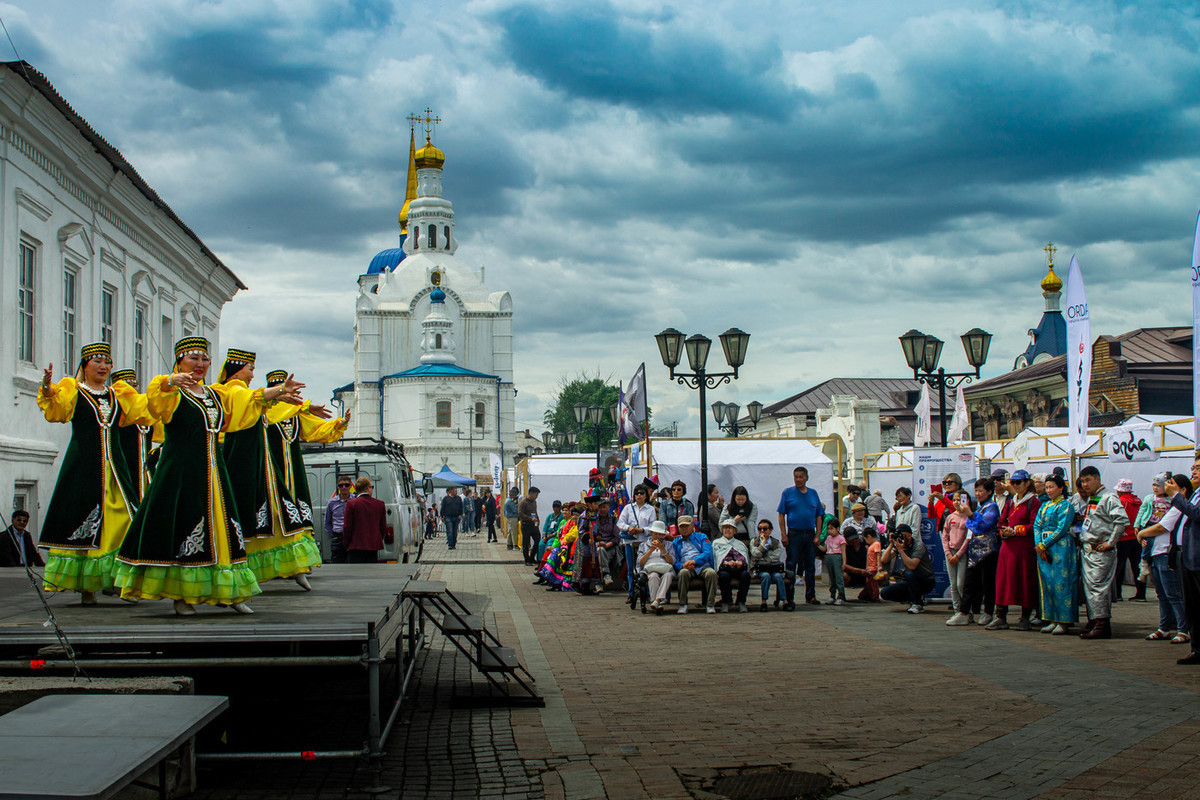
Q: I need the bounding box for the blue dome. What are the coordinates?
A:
[430,287,446,303]
[366,247,405,275]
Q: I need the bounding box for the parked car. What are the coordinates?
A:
[301,437,424,563]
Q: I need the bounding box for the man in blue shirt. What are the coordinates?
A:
[777,466,826,609]
[672,515,716,614]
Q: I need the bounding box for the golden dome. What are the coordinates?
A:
[1040,264,1062,293]
[414,136,445,170]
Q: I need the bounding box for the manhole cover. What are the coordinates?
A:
[713,770,831,800]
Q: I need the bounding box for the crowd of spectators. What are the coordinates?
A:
[500,453,1200,666]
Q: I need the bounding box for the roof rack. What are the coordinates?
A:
[300,437,408,464]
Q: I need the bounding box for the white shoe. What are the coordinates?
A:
[906,604,924,614]
[230,601,254,615]
[946,612,970,626]
[738,603,749,613]
[834,599,845,606]
[706,605,717,614]
[677,604,689,615]
[718,602,729,613]
[650,600,660,610]
[1040,622,1057,633]
[294,574,312,591]
[977,613,994,627]
[174,600,196,616]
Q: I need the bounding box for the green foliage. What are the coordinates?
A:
[541,372,621,454]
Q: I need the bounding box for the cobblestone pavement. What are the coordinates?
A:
[186,529,1200,800]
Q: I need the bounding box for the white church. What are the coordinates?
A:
[334,116,517,479]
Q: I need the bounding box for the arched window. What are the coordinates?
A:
[428,224,437,249]
[444,226,451,250]
[474,401,485,429]
[435,333,443,349]
[436,401,451,428]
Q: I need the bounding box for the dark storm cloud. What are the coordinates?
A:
[491,1,800,119]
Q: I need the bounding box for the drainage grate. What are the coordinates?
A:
[713,770,831,800]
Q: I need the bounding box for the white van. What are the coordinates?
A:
[301,437,424,563]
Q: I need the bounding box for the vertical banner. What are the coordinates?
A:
[1065,254,1092,453]
[1192,209,1200,444]
[914,383,932,447]
[946,384,970,444]
[488,452,503,494]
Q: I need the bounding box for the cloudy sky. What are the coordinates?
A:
[9,0,1200,436]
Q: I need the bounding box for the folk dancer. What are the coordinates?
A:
[36,342,144,602]
[115,338,304,615]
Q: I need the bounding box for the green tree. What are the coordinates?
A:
[542,372,621,455]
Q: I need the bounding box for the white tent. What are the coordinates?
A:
[524,454,595,507]
[640,438,835,515]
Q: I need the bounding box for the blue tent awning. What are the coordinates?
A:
[432,465,476,487]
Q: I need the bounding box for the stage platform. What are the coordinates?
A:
[0,564,424,788]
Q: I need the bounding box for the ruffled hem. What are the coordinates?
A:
[113,561,261,605]
[246,535,321,582]
[43,549,118,593]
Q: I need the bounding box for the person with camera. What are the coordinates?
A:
[751,519,786,611]
[637,520,676,613]
[878,523,936,613]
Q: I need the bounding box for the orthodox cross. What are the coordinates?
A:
[1044,241,1056,267]
[408,108,441,142]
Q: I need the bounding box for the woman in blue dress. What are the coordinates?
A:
[1033,473,1079,634]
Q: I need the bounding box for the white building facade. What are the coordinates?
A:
[335,128,516,478]
[0,61,242,531]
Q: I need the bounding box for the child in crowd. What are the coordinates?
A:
[818,518,847,605]
[941,488,972,617]
[860,529,882,602]
[1135,473,1172,588]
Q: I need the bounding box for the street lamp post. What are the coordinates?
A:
[573,402,610,468]
[711,399,763,438]
[654,327,750,533]
[898,328,992,447]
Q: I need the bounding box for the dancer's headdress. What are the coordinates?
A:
[110,368,137,385]
[174,337,210,363]
[265,370,288,386]
[76,341,111,378]
[218,348,256,384]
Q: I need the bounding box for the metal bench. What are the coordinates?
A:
[0,693,228,800]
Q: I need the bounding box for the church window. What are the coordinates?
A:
[435,333,443,349]
[444,226,450,250]
[436,401,451,428]
[474,402,485,429]
[428,225,437,249]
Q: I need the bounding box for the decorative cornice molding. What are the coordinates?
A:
[15,187,52,221]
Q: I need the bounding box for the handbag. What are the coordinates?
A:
[967,530,998,565]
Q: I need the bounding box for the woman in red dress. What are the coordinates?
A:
[988,469,1041,630]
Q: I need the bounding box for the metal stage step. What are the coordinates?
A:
[401,581,543,707]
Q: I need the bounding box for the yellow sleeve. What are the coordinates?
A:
[146,375,182,424]
[265,397,308,425]
[151,420,165,444]
[210,381,266,433]
[112,382,156,427]
[36,376,78,423]
[297,410,348,444]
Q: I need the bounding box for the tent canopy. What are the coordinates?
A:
[430,465,476,488]
[525,454,596,507]
[643,438,835,517]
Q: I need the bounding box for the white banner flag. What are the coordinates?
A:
[488,452,503,493]
[946,384,970,444]
[914,383,932,447]
[1065,254,1092,453]
[1192,209,1200,444]
[1105,423,1158,462]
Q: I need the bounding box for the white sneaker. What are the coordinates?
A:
[1040,622,1057,633]
[946,612,970,626]
[834,598,845,606]
[738,603,748,613]
[706,605,717,614]
[677,604,689,615]
[977,613,994,627]
[906,604,924,614]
